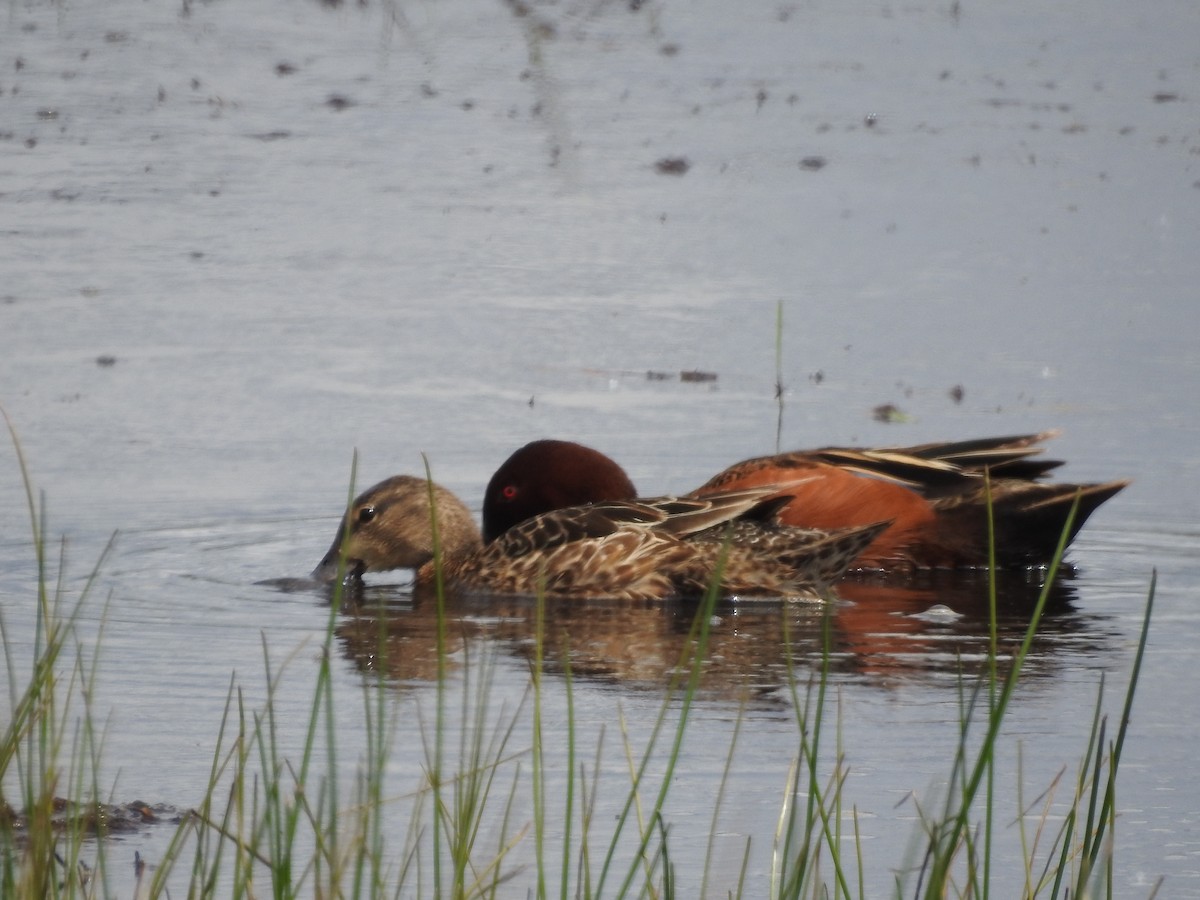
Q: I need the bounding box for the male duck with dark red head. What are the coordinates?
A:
[482,433,1128,573]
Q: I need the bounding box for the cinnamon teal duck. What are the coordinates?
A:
[481,433,1128,572]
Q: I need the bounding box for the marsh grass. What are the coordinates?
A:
[0,428,1158,897]
[1,411,117,897]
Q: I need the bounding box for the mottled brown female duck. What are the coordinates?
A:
[482,432,1128,573]
[313,474,887,601]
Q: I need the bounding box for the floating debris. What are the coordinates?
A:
[948,384,964,404]
[799,155,827,171]
[641,369,718,383]
[654,156,690,175]
[95,354,117,367]
[325,94,354,111]
[911,604,963,622]
[872,403,910,423]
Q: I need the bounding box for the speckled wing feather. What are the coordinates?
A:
[632,486,805,537]
[459,481,853,600]
[491,501,664,559]
[684,520,892,596]
[489,484,796,560]
[466,527,694,600]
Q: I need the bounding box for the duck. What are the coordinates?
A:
[481,432,1129,573]
[312,474,889,601]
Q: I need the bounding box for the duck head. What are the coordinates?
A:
[313,475,482,583]
[482,439,637,542]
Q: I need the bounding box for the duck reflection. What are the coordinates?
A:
[328,572,1113,698]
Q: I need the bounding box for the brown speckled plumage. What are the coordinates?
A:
[314,475,885,601]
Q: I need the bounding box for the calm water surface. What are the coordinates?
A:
[2,0,1198,895]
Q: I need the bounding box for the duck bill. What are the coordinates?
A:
[312,530,364,584]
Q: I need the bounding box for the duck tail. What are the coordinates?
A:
[937,478,1130,568]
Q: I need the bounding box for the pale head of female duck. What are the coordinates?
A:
[313,475,483,583]
[483,439,637,542]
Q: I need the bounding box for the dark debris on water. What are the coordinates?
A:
[654,156,690,175]
[644,369,718,383]
[872,402,911,423]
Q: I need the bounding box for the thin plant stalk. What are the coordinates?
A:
[774,298,785,454]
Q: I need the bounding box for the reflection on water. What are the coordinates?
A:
[326,572,1115,700]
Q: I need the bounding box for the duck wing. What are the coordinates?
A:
[491,484,802,559]
[698,432,1065,497]
[488,499,666,560]
[470,527,693,600]
[811,431,1065,488]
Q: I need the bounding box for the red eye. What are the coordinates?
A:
[502,485,518,500]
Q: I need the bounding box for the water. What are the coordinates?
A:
[2,0,1198,894]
